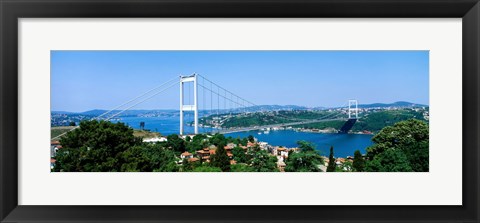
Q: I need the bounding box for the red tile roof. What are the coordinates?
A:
[188,158,199,162]
[181,152,192,156]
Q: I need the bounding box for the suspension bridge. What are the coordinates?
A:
[52,73,359,140]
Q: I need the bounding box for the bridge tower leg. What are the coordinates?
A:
[179,74,198,135]
[348,99,358,119]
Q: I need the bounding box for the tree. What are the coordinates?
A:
[250,150,278,172]
[352,150,365,172]
[327,146,336,172]
[297,140,315,152]
[247,135,255,143]
[210,142,231,172]
[210,133,227,146]
[340,161,353,172]
[285,151,324,172]
[143,143,179,172]
[232,146,247,163]
[166,134,186,153]
[285,141,324,172]
[119,145,151,172]
[54,120,142,172]
[365,119,429,172]
[69,121,76,126]
[231,163,255,172]
[139,121,145,130]
[365,148,413,172]
[185,134,208,153]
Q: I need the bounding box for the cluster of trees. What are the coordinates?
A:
[351,109,427,133]
[285,141,324,172]
[332,119,429,172]
[53,120,178,172]
[53,120,279,172]
[53,118,428,173]
[363,119,429,172]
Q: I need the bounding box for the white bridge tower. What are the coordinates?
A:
[179,74,198,135]
[348,99,358,119]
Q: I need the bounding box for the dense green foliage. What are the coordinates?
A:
[292,120,345,131]
[231,164,255,172]
[327,146,336,172]
[232,146,248,163]
[351,109,426,133]
[210,142,231,172]
[192,165,222,172]
[185,134,209,153]
[53,117,429,173]
[166,134,186,153]
[297,140,316,152]
[250,149,278,172]
[200,110,338,128]
[285,141,324,172]
[54,120,173,172]
[352,150,365,172]
[248,135,255,143]
[364,119,429,172]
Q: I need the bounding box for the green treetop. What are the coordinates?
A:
[352,150,365,172]
[210,142,231,172]
[327,146,336,172]
[365,119,429,172]
[285,141,324,172]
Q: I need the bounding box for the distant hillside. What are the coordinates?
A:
[52,101,427,116]
[246,105,308,112]
[357,101,428,109]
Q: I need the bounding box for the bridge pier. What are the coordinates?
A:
[179,74,198,135]
[348,99,358,119]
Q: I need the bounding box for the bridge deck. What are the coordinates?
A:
[214,118,346,134]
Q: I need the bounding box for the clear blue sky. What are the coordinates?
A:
[51,51,429,112]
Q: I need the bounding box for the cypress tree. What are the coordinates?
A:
[210,142,231,172]
[327,146,336,172]
[352,150,365,172]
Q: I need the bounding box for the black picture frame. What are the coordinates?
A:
[1,0,479,222]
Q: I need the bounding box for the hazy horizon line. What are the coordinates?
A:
[52,100,429,113]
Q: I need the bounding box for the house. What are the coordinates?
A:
[180,151,193,159]
[226,143,236,149]
[276,147,288,157]
[258,142,268,149]
[196,148,211,161]
[50,141,62,158]
[143,137,167,143]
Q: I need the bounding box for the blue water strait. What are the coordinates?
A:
[116,116,374,157]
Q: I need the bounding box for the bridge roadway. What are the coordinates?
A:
[214,118,347,134]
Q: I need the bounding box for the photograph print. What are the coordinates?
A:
[50,50,429,172]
